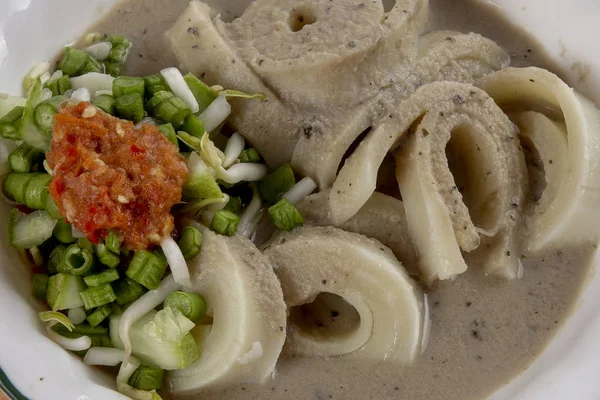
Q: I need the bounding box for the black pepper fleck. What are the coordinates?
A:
[331,310,339,318]
[192,45,199,49]
[321,279,327,284]
[454,94,465,104]
[348,41,357,48]
[187,27,199,37]
[466,301,472,307]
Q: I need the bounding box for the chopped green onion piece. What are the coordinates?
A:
[144,75,170,98]
[164,291,206,322]
[146,91,173,114]
[24,173,52,210]
[126,251,168,290]
[259,164,296,204]
[39,310,75,331]
[80,55,104,75]
[8,143,43,173]
[78,237,94,253]
[128,364,165,391]
[113,77,145,98]
[268,198,304,232]
[115,93,144,122]
[0,106,24,140]
[46,273,86,311]
[183,172,222,201]
[94,243,120,268]
[33,95,64,134]
[92,94,116,115]
[105,230,122,254]
[3,173,46,207]
[183,73,217,113]
[177,226,202,261]
[155,96,191,128]
[20,78,52,151]
[112,277,146,306]
[8,209,56,249]
[47,245,66,275]
[58,47,89,76]
[104,62,122,78]
[32,273,49,300]
[158,123,178,148]
[211,209,240,236]
[108,35,132,47]
[86,304,113,327]
[84,268,119,287]
[53,219,76,244]
[107,44,129,64]
[224,196,242,214]
[238,147,261,163]
[181,115,205,139]
[45,196,62,219]
[79,283,117,310]
[53,322,107,336]
[58,244,94,276]
[45,75,71,96]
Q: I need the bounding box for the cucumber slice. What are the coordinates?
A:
[110,310,200,370]
[9,209,57,249]
[46,273,86,311]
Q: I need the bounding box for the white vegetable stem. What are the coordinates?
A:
[84,347,128,366]
[70,87,91,103]
[46,321,92,351]
[219,163,267,184]
[161,67,199,113]
[420,294,431,355]
[199,92,230,132]
[68,306,87,324]
[118,275,181,360]
[223,132,245,168]
[70,73,115,97]
[84,42,112,61]
[283,177,317,205]
[160,236,192,291]
[237,186,263,238]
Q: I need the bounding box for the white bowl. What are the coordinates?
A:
[0,1,599,399]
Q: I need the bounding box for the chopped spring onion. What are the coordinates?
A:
[113,277,146,306]
[158,123,178,147]
[128,364,165,391]
[45,196,61,219]
[47,246,65,275]
[199,194,229,226]
[46,273,86,311]
[177,226,202,261]
[68,306,88,324]
[116,93,145,122]
[224,196,242,214]
[183,153,222,201]
[183,73,217,113]
[84,32,105,45]
[40,310,93,351]
[3,172,50,208]
[268,198,304,232]
[181,114,205,139]
[54,219,76,244]
[45,71,71,97]
[160,236,191,290]
[144,75,170,99]
[84,268,120,287]
[164,291,206,322]
[29,245,43,267]
[58,47,91,76]
[118,274,181,359]
[87,304,113,327]
[155,96,191,128]
[0,106,25,140]
[20,79,53,151]
[146,91,173,114]
[32,273,49,300]
[70,72,115,95]
[70,87,91,102]
[107,36,132,64]
[92,94,116,115]
[127,251,168,290]
[94,243,120,268]
[8,143,43,173]
[33,95,64,134]
[237,184,264,238]
[84,41,112,61]
[223,132,245,168]
[57,243,94,276]
[79,283,117,310]
[259,164,296,204]
[0,94,26,118]
[0,138,16,176]
[282,176,318,205]
[160,67,199,113]
[198,92,230,133]
[23,61,52,93]
[211,209,240,236]
[113,76,145,98]
[105,230,123,254]
[104,62,123,78]
[81,54,104,75]
[8,209,56,249]
[238,147,261,163]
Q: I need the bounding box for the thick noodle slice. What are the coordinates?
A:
[167,227,286,393]
[263,226,424,363]
[478,67,600,251]
[331,82,527,283]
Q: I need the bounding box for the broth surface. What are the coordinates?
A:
[87,1,596,399]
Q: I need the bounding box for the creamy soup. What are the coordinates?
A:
[80,0,598,399]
